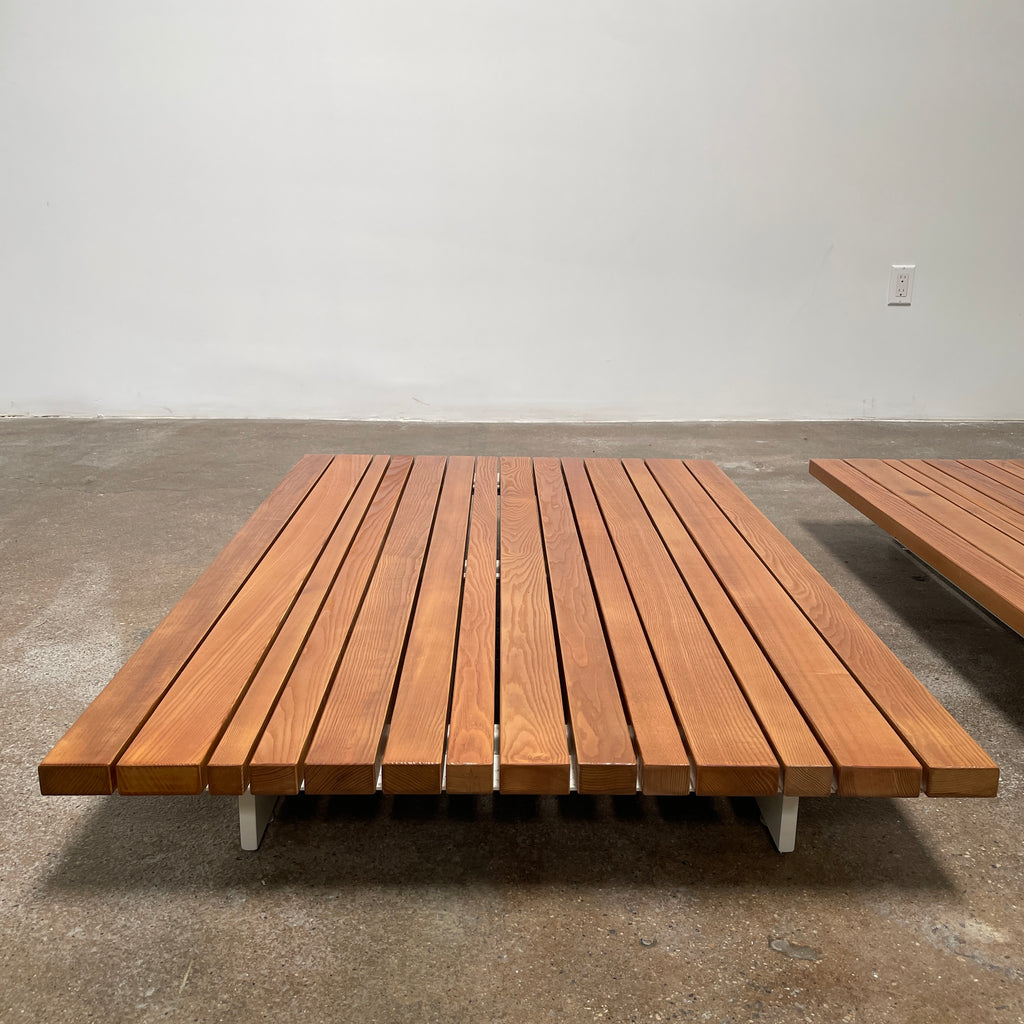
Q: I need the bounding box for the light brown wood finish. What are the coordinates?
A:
[959,459,1024,500]
[852,460,1024,579]
[40,454,997,812]
[560,459,690,794]
[650,459,922,798]
[901,461,1024,545]
[248,456,413,794]
[445,457,500,794]
[534,458,637,794]
[810,458,1024,639]
[302,456,447,794]
[714,459,996,796]
[498,457,570,794]
[382,457,477,793]
[626,460,833,797]
[38,454,333,795]
[894,461,1024,550]
[584,458,779,796]
[206,455,395,795]
[115,455,371,795]
[928,460,1024,524]
[989,460,1024,486]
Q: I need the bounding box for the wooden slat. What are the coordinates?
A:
[561,459,690,795]
[626,460,832,797]
[959,459,1024,500]
[902,461,1024,544]
[584,458,779,797]
[246,456,413,794]
[445,458,499,794]
[893,461,1024,549]
[926,460,1024,523]
[650,459,922,798]
[498,457,570,794]
[115,455,372,794]
[851,459,1024,579]
[206,455,392,794]
[38,455,333,795]
[534,458,636,794]
[303,456,447,794]
[704,459,999,796]
[381,457,476,793]
[987,459,1024,486]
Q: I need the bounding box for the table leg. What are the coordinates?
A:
[756,794,799,853]
[238,791,278,851]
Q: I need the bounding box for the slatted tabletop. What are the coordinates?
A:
[811,458,1024,638]
[39,455,998,802]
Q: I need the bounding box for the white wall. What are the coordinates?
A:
[2,2,1023,421]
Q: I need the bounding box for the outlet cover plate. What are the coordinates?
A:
[888,265,915,305]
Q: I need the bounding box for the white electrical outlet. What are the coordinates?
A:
[888,265,915,305]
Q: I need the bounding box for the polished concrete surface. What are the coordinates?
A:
[2,419,1022,1023]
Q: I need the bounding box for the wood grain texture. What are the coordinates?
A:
[630,460,833,797]
[115,456,372,795]
[900,461,1024,545]
[987,460,1024,486]
[707,459,997,797]
[206,456,392,794]
[38,454,332,795]
[561,459,690,795]
[927,460,1024,524]
[498,457,570,794]
[893,461,1024,549]
[303,456,446,794]
[445,457,500,794]
[382,457,476,794]
[651,459,921,798]
[959,459,1024,500]
[247,456,413,795]
[584,458,779,797]
[534,458,636,794]
[852,460,1024,579]
[810,458,1024,638]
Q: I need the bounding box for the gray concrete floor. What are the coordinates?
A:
[2,418,1023,1024]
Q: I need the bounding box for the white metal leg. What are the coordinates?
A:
[756,794,799,853]
[238,792,277,851]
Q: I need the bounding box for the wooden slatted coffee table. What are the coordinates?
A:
[811,458,1024,636]
[39,455,998,853]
